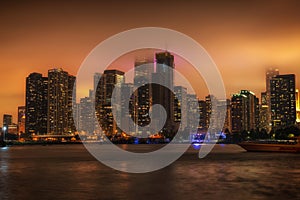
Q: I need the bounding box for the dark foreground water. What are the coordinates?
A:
[0,144,299,200]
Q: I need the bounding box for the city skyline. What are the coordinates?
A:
[1,0,300,124]
[0,64,299,129]
[1,58,299,127]
[3,61,298,135]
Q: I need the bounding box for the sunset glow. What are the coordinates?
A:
[1,0,300,124]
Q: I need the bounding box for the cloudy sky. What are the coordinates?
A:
[1,0,300,124]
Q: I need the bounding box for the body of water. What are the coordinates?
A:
[0,144,299,200]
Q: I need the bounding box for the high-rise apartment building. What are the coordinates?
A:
[17,106,26,134]
[186,94,199,131]
[79,96,95,134]
[198,100,207,131]
[222,99,232,133]
[47,68,76,135]
[204,95,230,133]
[68,75,76,133]
[151,52,177,138]
[174,86,187,131]
[259,92,269,131]
[25,73,48,135]
[231,90,259,133]
[270,74,296,128]
[133,60,154,131]
[95,69,125,136]
[120,83,134,135]
[265,68,279,131]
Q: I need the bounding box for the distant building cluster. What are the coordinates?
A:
[223,69,298,135]
[1,53,299,141]
[79,52,200,140]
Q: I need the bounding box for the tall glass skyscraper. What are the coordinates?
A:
[151,52,177,138]
[270,74,296,128]
[25,73,48,135]
[231,90,259,133]
[95,69,125,136]
[133,60,154,134]
[265,68,279,131]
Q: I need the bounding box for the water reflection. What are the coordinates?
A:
[0,145,299,200]
[192,143,201,150]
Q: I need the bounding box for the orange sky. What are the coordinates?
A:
[1,0,300,125]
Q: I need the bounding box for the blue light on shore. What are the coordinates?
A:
[192,143,201,150]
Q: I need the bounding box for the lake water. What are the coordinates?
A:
[0,144,299,200]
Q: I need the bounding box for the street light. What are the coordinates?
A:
[2,126,7,142]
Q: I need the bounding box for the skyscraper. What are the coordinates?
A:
[259,92,269,131]
[270,74,296,128]
[174,86,187,131]
[95,69,125,136]
[198,100,207,131]
[94,73,102,93]
[205,95,229,133]
[68,75,76,133]
[231,93,246,133]
[18,106,26,134]
[240,90,259,131]
[205,95,214,130]
[155,52,174,90]
[79,96,95,134]
[265,68,279,131]
[25,73,48,135]
[47,68,76,135]
[231,90,259,133]
[296,89,300,123]
[186,94,198,131]
[133,60,154,132]
[151,52,177,138]
[120,83,134,135]
[221,99,232,133]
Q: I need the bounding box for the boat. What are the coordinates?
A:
[238,137,300,153]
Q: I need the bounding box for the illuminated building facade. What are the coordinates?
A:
[96,69,125,136]
[231,90,259,133]
[120,83,134,135]
[296,89,300,123]
[18,106,26,134]
[259,92,270,131]
[222,99,232,133]
[174,86,187,131]
[151,52,178,138]
[270,74,296,128]
[68,75,76,133]
[186,94,198,131]
[265,68,279,131]
[47,68,76,135]
[79,96,94,134]
[133,60,154,134]
[25,73,48,135]
[198,100,207,131]
[206,96,231,133]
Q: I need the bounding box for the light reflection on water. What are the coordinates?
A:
[0,144,299,200]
